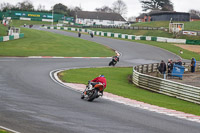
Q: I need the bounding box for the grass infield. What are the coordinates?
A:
[0,21,115,57]
[0,129,10,133]
[132,21,200,31]
[59,67,200,116]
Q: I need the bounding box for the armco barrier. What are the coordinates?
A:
[111,33,114,37]
[107,32,111,37]
[44,26,200,45]
[157,37,167,42]
[140,36,146,40]
[9,35,14,40]
[121,34,127,39]
[151,37,157,41]
[186,40,200,45]
[128,35,132,40]
[146,36,151,41]
[19,33,24,38]
[133,63,200,104]
[114,33,118,38]
[167,38,186,44]
[14,34,20,39]
[0,33,24,42]
[3,36,9,41]
[135,36,141,40]
[0,36,3,42]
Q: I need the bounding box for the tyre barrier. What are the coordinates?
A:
[0,33,24,42]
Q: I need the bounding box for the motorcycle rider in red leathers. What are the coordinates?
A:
[90,75,107,96]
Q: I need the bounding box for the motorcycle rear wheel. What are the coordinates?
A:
[81,94,84,99]
[87,89,98,102]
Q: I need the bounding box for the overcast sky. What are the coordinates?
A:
[1,0,200,18]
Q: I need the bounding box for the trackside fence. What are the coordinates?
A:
[132,63,200,104]
[43,26,200,45]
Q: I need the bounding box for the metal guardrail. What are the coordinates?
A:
[132,63,200,104]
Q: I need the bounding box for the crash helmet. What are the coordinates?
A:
[99,75,105,77]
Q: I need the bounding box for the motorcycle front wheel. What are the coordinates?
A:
[109,61,113,66]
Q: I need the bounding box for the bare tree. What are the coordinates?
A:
[37,4,45,11]
[0,2,14,11]
[112,0,127,17]
[67,5,83,16]
[73,6,82,12]
[128,16,136,21]
[16,0,34,11]
[189,9,200,16]
[95,6,113,13]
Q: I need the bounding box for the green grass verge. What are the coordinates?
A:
[184,21,200,31]
[0,20,115,57]
[0,20,52,36]
[0,24,8,36]
[132,21,200,31]
[9,20,52,27]
[0,129,10,133]
[59,67,200,116]
[132,21,170,28]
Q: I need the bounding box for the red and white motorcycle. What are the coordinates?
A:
[81,81,104,102]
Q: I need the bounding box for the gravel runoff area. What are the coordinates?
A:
[174,44,200,54]
[168,72,200,87]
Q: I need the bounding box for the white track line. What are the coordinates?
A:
[0,126,20,133]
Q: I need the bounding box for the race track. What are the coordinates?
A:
[0,27,199,133]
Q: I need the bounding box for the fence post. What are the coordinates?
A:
[142,65,144,73]
[151,64,154,72]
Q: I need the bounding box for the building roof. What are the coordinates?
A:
[75,11,126,21]
[190,13,200,19]
[136,13,147,19]
[148,10,189,16]
[136,10,190,18]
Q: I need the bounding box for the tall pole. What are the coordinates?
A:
[52,7,54,27]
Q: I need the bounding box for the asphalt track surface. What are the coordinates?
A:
[0,26,199,133]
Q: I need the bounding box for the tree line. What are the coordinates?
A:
[0,0,199,20]
[0,0,128,17]
[0,0,83,16]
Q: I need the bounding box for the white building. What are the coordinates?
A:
[74,11,126,26]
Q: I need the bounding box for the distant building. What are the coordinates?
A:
[74,11,126,26]
[136,13,148,22]
[190,13,200,21]
[136,11,190,22]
